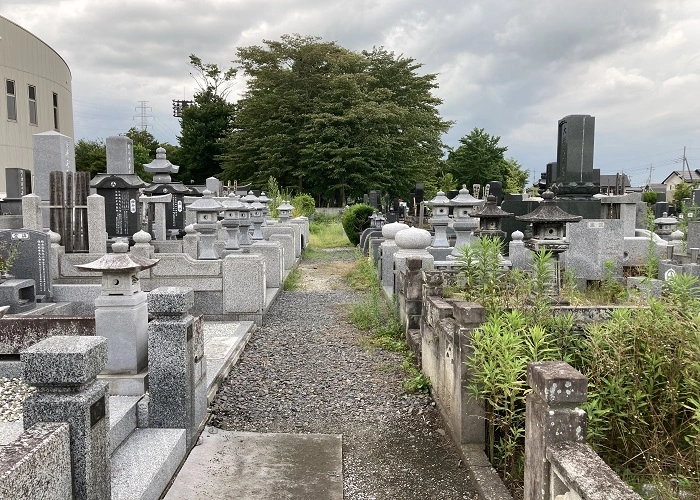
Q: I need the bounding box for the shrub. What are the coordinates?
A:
[341,204,374,245]
[291,194,315,218]
[642,190,658,205]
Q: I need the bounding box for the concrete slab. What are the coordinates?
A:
[165,429,343,500]
[203,321,255,403]
[111,428,186,500]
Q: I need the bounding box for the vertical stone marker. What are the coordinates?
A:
[148,286,203,447]
[21,336,110,500]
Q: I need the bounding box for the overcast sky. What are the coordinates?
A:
[4,0,700,185]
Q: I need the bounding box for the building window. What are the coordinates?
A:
[6,80,17,121]
[52,92,59,131]
[28,85,37,125]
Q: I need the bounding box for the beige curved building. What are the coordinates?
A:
[0,15,74,194]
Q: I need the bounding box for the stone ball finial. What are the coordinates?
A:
[112,239,129,253]
[395,226,432,250]
[671,229,684,241]
[184,224,196,234]
[47,229,61,244]
[133,230,152,244]
[512,230,524,241]
[382,222,409,240]
[155,147,166,158]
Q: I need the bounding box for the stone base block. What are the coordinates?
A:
[98,370,148,396]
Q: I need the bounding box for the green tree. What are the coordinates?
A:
[673,182,693,211]
[445,128,509,194]
[177,55,236,184]
[132,143,153,182]
[220,34,451,205]
[74,138,106,177]
[125,128,159,157]
[503,158,528,194]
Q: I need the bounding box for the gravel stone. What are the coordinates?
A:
[0,378,36,422]
[210,249,478,499]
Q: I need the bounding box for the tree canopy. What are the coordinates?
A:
[444,128,527,194]
[219,34,451,205]
[176,56,236,184]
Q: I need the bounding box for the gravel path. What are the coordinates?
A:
[209,249,478,500]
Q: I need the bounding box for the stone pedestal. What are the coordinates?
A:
[21,193,43,231]
[148,287,203,448]
[94,292,149,393]
[22,336,110,500]
[524,361,587,500]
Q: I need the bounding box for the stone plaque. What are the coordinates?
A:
[90,395,106,426]
[0,229,52,299]
[587,221,605,229]
[98,185,141,238]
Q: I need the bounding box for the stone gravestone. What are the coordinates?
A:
[0,229,52,300]
[91,136,145,240]
[32,131,75,208]
[553,115,599,198]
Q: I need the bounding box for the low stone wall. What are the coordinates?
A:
[525,361,640,500]
[0,316,95,355]
[0,422,72,499]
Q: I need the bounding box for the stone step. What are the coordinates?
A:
[111,428,186,500]
[108,395,141,456]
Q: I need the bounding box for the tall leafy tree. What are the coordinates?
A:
[445,128,509,193]
[503,158,528,194]
[220,34,451,205]
[75,138,106,177]
[177,55,236,184]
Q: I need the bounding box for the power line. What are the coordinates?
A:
[133,101,154,131]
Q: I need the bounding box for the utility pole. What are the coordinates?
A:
[646,163,653,187]
[133,101,153,131]
[684,146,693,182]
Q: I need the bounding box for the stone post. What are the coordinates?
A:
[47,229,63,282]
[148,287,203,448]
[182,224,199,259]
[87,193,107,254]
[140,193,172,242]
[21,193,43,231]
[524,361,587,500]
[21,336,110,500]
[380,222,408,290]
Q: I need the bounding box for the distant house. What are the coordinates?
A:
[662,169,700,187]
[599,174,630,195]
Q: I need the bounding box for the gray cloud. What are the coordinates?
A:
[2,0,698,183]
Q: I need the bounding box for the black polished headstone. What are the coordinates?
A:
[5,168,32,198]
[488,181,503,205]
[95,177,141,238]
[654,202,669,219]
[0,229,52,300]
[553,115,598,197]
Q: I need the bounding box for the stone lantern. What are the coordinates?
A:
[243,191,265,241]
[76,239,158,295]
[654,212,678,241]
[516,190,582,297]
[470,195,513,240]
[426,191,452,248]
[277,200,294,224]
[449,185,485,258]
[188,190,223,259]
[238,192,255,249]
[258,192,271,222]
[220,193,244,256]
[142,147,190,237]
[375,212,386,230]
[75,239,159,393]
